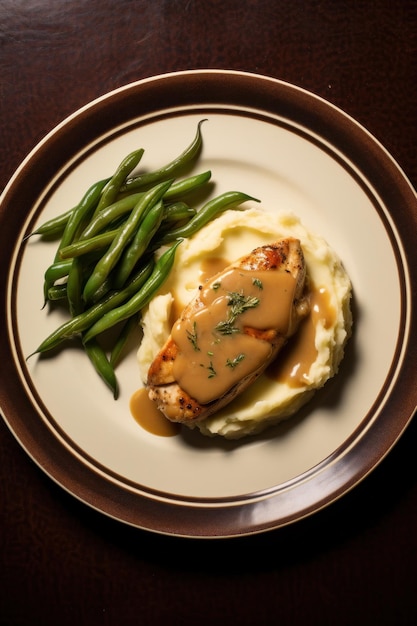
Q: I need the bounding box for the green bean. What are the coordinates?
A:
[154,203,196,242]
[30,258,155,355]
[66,257,84,316]
[84,338,119,399]
[163,170,212,201]
[79,193,144,240]
[43,259,73,303]
[47,284,68,301]
[92,148,144,218]
[162,201,196,225]
[110,313,140,368]
[157,191,260,246]
[30,163,209,241]
[43,249,104,304]
[29,207,74,239]
[113,200,165,288]
[83,240,182,343]
[44,259,73,284]
[82,179,173,304]
[54,178,110,261]
[59,229,119,259]
[78,170,211,242]
[119,120,207,194]
[28,174,123,240]
[87,274,115,304]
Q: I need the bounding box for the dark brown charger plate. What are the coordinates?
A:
[0,70,416,538]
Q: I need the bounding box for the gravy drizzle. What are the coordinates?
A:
[171,266,297,404]
[267,285,336,387]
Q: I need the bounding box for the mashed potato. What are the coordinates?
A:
[138,208,352,438]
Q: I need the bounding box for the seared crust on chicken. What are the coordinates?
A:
[147,238,309,423]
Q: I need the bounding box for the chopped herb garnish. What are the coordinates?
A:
[215,319,241,335]
[253,277,263,289]
[207,361,217,378]
[227,291,260,316]
[226,353,246,369]
[186,321,200,351]
[212,281,221,291]
[215,291,260,335]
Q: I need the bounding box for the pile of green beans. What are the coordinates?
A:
[28,120,259,398]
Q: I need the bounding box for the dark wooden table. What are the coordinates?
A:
[1,2,417,624]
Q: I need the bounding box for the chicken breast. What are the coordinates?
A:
[147,238,310,423]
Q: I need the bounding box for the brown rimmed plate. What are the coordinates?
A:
[1,70,416,538]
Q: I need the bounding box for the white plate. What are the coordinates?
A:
[1,70,417,537]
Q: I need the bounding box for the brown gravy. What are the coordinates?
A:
[130,388,180,437]
[199,256,230,283]
[267,285,336,387]
[171,266,297,404]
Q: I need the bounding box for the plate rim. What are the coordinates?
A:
[1,69,417,538]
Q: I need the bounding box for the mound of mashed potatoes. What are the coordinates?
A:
[137,208,352,439]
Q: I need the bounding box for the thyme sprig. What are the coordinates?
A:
[215,290,260,335]
[207,361,217,378]
[186,321,200,351]
[214,319,241,335]
[226,353,245,369]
